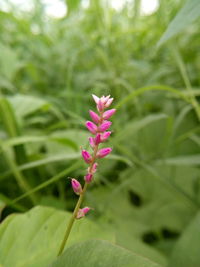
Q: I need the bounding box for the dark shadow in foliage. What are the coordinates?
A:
[128,190,142,207]
[161,228,180,239]
[142,231,159,245]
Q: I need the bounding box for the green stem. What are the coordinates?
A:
[57,182,88,256]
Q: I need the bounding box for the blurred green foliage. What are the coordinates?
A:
[0,0,200,266]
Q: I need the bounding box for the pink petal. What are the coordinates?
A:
[84,173,93,183]
[92,94,99,104]
[71,178,82,195]
[89,110,100,124]
[105,98,113,108]
[97,147,112,158]
[94,133,101,145]
[89,137,95,148]
[98,121,112,132]
[103,109,116,120]
[82,150,92,164]
[86,121,98,135]
[101,131,111,142]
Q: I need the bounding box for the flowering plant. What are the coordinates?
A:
[57,94,116,256]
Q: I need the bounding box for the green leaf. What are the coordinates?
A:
[0,43,23,81]
[115,114,168,142]
[158,0,200,46]
[52,240,163,267]
[0,206,114,267]
[8,94,50,118]
[157,154,200,166]
[169,211,200,267]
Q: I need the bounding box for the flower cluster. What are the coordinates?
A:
[71,94,116,219]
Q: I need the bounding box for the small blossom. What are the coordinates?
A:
[105,98,113,108]
[89,110,100,124]
[97,147,112,158]
[94,133,101,145]
[92,94,113,111]
[76,207,91,219]
[101,131,111,142]
[92,94,99,105]
[98,121,112,132]
[88,162,98,174]
[71,178,82,195]
[89,137,95,148]
[102,95,110,104]
[97,99,104,112]
[103,109,116,120]
[82,150,92,164]
[86,121,98,135]
[84,173,93,183]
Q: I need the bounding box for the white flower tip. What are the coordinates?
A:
[92,94,99,104]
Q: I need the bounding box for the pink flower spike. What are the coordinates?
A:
[76,207,91,219]
[86,121,98,135]
[94,133,101,145]
[101,131,111,142]
[82,150,92,164]
[92,94,99,104]
[71,178,82,195]
[103,109,116,120]
[84,173,93,183]
[89,137,95,149]
[98,121,112,132]
[97,147,112,158]
[105,98,114,108]
[89,110,100,124]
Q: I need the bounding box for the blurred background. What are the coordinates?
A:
[0,0,200,265]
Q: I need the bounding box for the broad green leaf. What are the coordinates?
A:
[158,0,200,46]
[91,165,198,258]
[0,43,23,81]
[169,211,200,267]
[52,240,163,267]
[0,206,114,267]
[8,95,50,118]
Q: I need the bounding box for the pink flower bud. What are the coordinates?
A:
[92,94,99,104]
[89,137,95,148]
[89,110,100,124]
[105,98,113,108]
[84,173,93,183]
[101,131,111,142]
[71,178,82,195]
[103,109,116,120]
[88,162,98,174]
[76,207,91,219]
[102,95,110,104]
[97,99,104,112]
[82,150,92,164]
[94,133,101,145]
[86,121,98,135]
[98,121,112,132]
[97,147,112,158]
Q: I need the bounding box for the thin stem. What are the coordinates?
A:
[57,143,100,256]
[57,182,88,256]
